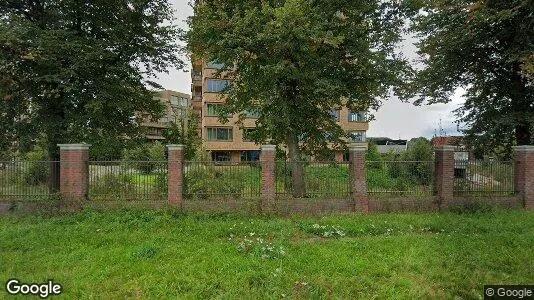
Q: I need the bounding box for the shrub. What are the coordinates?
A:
[90,173,135,201]
[184,166,245,200]
[123,142,165,174]
[23,149,50,186]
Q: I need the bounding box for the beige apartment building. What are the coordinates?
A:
[142,90,191,142]
[191,58,369,162]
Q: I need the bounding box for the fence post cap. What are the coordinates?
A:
[166,144,185,150]
[513,145,534,152]
[261,144,276,151]
[348,143,368,151]
[57,143,91,150]
[434,145,456,151]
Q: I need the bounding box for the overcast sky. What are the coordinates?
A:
[157,1,465,140]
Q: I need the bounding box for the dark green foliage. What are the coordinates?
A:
[162,113,202,160]
[184,166,251,200]
[0,0,183,166]
[22,148,49,186]
[450,200,494,215]
[405,0,534,154]
[366,142,382,169]
[122,143,166,174]
[188,0,411,196]
[90,174,135,201]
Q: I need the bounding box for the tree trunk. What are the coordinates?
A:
[286,135,307,198]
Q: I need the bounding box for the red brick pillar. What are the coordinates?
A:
[435,146,455,210]
[58,144,90,201]
[261,145,276,213]
[514,146,534,209]
[167,145,184,208]
[349,143,369,213]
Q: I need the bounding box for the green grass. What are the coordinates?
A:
[1,209,533,298]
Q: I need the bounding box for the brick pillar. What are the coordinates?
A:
[167,145,184,208]
[58,144,90,201]
[349,143,369,213]
[261,145,276,213]
[514,146,534,209]
[434,145,455,210]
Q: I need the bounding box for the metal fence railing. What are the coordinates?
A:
[275,161,351,199]
[0,161,59,200]
[453,160,514,196]
[184,161,261,200]
[366,161,435,196]
[88,161,168,202]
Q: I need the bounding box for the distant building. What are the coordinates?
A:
[191,57,370,162]
[373,139,408,154]
[141,90,191,142]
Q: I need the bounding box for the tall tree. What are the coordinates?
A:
[0,0,183,191]
[405,0,534,157]
[188,0,409,197]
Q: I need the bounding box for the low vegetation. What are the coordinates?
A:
[0,210,532,298]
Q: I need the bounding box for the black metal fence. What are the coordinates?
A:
[275,161,351,199]
[88,161,168,202]
[184,161,261,200]
[0,161,59,200]
[366,161,435,196]
[453,160,514,196]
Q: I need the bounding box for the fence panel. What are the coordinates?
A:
[88,161,168,202]
[366,161,435,197]
[275,161,350,199]
[453,160,514,196]
[183,161,261,200]
[0,161,59,200]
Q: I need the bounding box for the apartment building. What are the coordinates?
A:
[191,58,369,162]
[142,90,191,142]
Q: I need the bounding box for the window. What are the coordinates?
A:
[347,131,366,142]
[329,109,340,121]
[241,150,260,162]
[206,103,231,117]
[244,109,261,119]
[170,96,188,107]
[212,151,231,162]
[207,127,233,141]
[207,79,230,93]
[348,111,367,122]
[206,61,226,69]
[243,128,256,142]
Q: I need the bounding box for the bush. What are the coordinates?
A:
[23,149,50,186]
[123,142,165,174]
[184,166,245,200]
[90,174,135,200]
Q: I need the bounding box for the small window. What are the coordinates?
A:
[212,151,231,162]
[241,150,260,162]
[329,109,340,121]
[206,61,226,69]
[207,127,233,141]
[348,111,367,122]
[347,131,366,142]
[206,103,231,117]
[207,79,230,93]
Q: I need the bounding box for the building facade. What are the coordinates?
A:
[192,58,369,162]
[142,90,191,142]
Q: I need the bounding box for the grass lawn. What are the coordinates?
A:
[1,209,533,299]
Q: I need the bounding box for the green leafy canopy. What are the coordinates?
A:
[0,0,184,159]
[188,0,411,158]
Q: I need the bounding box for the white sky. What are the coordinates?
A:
[156,1,465,140]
